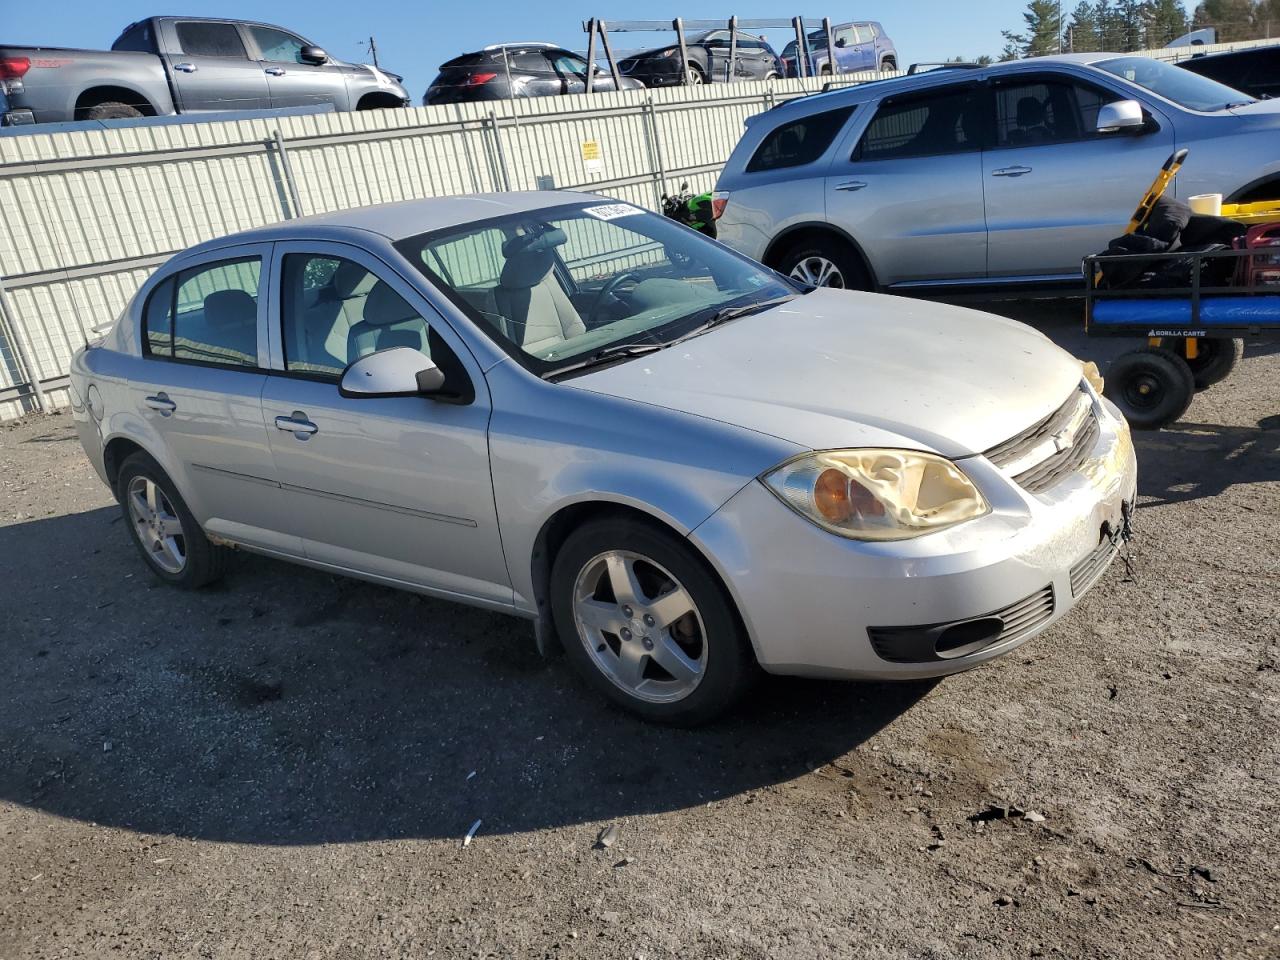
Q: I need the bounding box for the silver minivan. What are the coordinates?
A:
[713,53,1280,293]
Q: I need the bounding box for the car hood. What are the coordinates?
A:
[570,290,1084,458]
[1226,97,1280,118]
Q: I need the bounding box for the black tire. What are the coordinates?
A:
[550,518,756,725]
[881,57,897,72]
[1103,347,1196,430]
[116,451,230,588]
[775,235,871,291]
[1175,337,1243,390]
[81,101,144,121]
[685,64,705,85]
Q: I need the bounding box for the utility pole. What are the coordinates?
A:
[364,35,380,68]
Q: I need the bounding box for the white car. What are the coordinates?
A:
[69,193,1138,723]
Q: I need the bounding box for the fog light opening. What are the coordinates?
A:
[934,617,1004,659]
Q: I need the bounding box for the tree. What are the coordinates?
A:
[1193,0,1258,42]
[1147,0,1191,45]
[1001,0,1065,58]
[1066,1,1102,51]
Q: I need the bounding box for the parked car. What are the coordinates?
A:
[424,43,643,104]
[618,30,782,86]
[70,191,1136,723]
[1177,45,1280,100]
[779,21,897,77]
[713,53,1280,293]
[0,16,408,126]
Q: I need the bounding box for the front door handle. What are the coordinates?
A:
[144,393,176,415]
[275,412,318,437]
[264,66,287,76]
[835,180,868,192]
[173,62,198,73]
[992,165,1033,177]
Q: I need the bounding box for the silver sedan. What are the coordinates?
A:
[70,192,1137,723]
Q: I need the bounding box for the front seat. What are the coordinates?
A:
[1010,96,1050,144]
[492,229,586,354]
[201,289,258,364]
[346,281,430,359]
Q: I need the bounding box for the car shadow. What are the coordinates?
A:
[1,505,935,845]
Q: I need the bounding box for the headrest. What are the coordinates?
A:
[203,289,256,329]
[332,259,369,298]
[361,281,418,327]
[1016,96,1044,127]
[500,228,567,289]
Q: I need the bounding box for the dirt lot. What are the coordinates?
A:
[1,309,1277,960]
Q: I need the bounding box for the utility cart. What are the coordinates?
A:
[1085,242,1278,429]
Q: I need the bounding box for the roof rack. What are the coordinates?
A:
[482,41,559,50]
[906,61,984,75]
[817,62,982,94]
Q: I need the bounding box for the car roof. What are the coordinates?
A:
[177,191,603,256]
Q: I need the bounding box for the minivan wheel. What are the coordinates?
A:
[777,239,870,290]
[550,518,755,725]
[116,451,229,587]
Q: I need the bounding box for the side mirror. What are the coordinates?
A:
[1096,99,1145,134]
[300,45,328,65]
[339,347,446,399]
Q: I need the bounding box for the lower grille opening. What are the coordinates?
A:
[934,617,1005,659]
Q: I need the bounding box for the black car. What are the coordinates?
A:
[424,43,643,104]
[1177,46,1280,100]
[618,30,782,86]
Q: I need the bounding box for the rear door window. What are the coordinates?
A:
[747,106,855,172]
[855,86,985,161]
[175,21,248,59]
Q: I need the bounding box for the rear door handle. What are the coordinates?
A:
[275,413,318,437]
[992,165,1033,177]
[173,62,198,73]
[144,393,176,415]
[265,67,287,76]
[835,180,867,192]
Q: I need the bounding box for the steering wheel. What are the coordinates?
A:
[587,272,640,325]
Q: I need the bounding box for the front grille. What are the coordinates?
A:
[985,386,1100,494]
[867,585,1056,664]
[1070,536,1119,597]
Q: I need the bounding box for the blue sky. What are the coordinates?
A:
[7,1,1183,99]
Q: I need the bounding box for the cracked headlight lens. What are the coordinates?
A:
[763,449,990,541]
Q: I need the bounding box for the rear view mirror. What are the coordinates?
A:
[1096,99,1145,134]
[300,45,328,65]
[339,347,445,398]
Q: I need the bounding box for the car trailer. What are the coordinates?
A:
[1085,241,1279,429]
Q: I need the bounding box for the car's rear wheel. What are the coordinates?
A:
[80,101,144,121]
[550,518,755,725]
[116,452,229,587]
[1103,347,1196,430]
[881,57,897,72]
[776,236,870,291]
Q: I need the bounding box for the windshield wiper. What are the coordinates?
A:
[544,342,663,380]
[669,295,797,346]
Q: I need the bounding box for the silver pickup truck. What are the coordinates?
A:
[0,16,409,125]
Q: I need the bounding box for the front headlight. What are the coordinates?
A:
[762,449,990,541]
[1081,359,1105,395]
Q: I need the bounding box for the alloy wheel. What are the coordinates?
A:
[127,475,187,574]
[789,255,846,289]
[572,550,707,704]
[686,68,704,85]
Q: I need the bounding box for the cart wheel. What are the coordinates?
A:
[1103,347,1196,430]
[1175,337,1244,390]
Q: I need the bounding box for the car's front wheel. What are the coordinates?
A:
[116,451,229,587]
[550,518,755,724]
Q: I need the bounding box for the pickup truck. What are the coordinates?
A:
[0,16,409,126]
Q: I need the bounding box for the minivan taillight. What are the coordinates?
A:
[0,57,31,79]
[464,72,498,87]
[711,190,729,220]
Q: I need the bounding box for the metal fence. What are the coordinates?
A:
[0,35,1273,419]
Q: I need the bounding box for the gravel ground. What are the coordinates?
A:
[0,305,1277,959]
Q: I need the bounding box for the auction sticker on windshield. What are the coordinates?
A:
[583,204,642,221]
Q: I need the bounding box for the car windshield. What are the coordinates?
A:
[1094,56,1255,111]
[396,202,795,376]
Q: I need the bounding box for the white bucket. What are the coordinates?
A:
[1188,193,1223,216]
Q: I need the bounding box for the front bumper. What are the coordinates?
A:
[689,397,1139,680]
